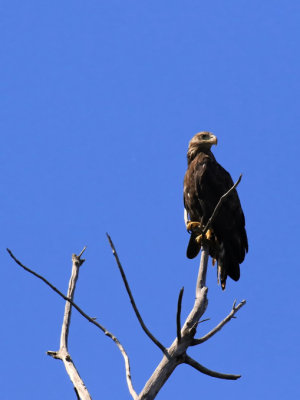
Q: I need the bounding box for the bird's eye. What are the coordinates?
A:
[201,134,209,139]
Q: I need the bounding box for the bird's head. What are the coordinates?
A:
[187,131,218,162]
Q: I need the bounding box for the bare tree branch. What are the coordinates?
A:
[7,248,110,332]
[138,248,209,400]
[8,178,246,399]
[176,287,184,343]
[138,175,246,398]
[184,355,241,380]
[60,251,86,351]
[74,387,80,400]
[47,248,92,400]
[106,233,167,355]
[202,174,242,234]
[192,299,246,345]
[196,243,209,296]
[7,248,138,400]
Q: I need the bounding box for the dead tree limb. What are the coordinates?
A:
[136,244,242,399]
[6,248,109,333]
[135,175,245,398]
[7,248,138,400]
[106,233,167,355]
[184,355,241,380]
[46,248,92,400]
[7,176,246,399]
[192,299,246,345]
[176,287,184,343]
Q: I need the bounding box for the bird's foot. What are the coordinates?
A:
[195,234,203,244]
[186,220,202,233]
[203,228,218,256]
[205,229,213,241]
[201,228,215,247]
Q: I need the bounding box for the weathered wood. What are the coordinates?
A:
[8,174,247,399]
[7,248,138,400]
[138,248,209,400]
[47,249,92,400]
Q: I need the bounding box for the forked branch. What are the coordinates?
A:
[7,177,246,400]
[192,299,246,345]
[47,248,92,400]
[7,248,138,400]
[137,247,244,398]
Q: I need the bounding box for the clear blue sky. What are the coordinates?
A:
[1,1,299,399]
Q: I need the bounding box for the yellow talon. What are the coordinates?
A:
[205,229,213,240]
[195,234,203,244]
[186,221,202,232]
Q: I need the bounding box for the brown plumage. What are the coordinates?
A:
[183,132,248,289]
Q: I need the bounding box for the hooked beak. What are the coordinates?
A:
[210,134,218,146]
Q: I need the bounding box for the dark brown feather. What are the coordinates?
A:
[184,136,248,289]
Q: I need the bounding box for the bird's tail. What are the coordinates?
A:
[217,242,240,290]
[186,233,201,259]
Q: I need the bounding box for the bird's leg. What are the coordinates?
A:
[186,219,204,246]
[195,222,204,244]
[203,228,219,262]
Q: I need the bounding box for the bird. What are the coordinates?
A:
[183,131,248,289]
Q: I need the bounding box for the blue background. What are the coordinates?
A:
[1,1,299,399]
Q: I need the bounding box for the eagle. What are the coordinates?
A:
[183,132,248,289]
